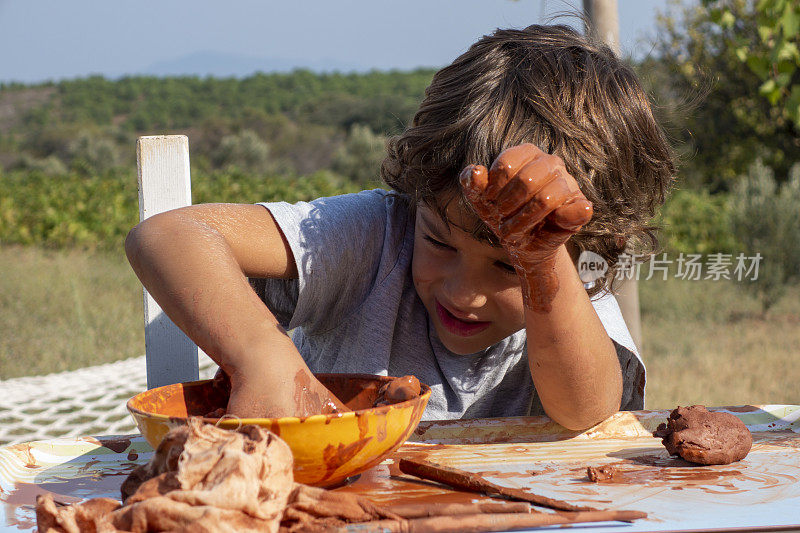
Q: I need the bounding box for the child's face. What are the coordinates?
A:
[412,201,526,355]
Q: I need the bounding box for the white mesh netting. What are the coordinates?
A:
[0,354,218,445]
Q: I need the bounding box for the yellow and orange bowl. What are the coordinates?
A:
[127,373,430,487]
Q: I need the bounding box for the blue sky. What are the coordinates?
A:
[0,0,672,83]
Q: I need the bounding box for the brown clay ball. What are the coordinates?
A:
[374,375,421,406]
[653,405,752,465]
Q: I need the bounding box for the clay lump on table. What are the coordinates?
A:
[653,405,752,465]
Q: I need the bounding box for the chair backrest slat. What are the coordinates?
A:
[136,135,200,389]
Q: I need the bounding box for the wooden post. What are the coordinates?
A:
[613,265,643,354]
[583,0,643,354]
[583,0,621,54]
[136,135,200,388]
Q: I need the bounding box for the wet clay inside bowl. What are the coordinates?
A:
[134,373,424,419]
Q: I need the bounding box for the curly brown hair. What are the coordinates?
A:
[381,24,675,296]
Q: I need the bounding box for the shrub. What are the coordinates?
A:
[212,130,272,174]
[14,154,69,176]
[730,160,800,311]
[0,168,363,250]
[656,188,740,255]
[67,131,124,173]
[331,124,386,188]
[0,170,136,249]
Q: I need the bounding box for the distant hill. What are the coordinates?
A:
[0,68,436,180]
[142,51,364,78]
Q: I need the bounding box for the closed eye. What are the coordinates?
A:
[495,260,516,274]
[426,234,515,273]
[424,235,454,250]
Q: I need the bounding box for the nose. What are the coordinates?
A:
[440,260,488,310]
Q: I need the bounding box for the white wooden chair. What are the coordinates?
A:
[135,135,643,390]
[136,135,201,389]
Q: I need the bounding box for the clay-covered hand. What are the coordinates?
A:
[210,362,349,419]
[460,143,592,271]
[460,144,593,310]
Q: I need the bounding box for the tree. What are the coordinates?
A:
[704,0,800,127]
[642,0,800,190]
[730,159,800,312]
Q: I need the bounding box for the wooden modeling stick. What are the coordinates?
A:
[398,457,597,512]
[384,501,532,518]
[343,510,649,533]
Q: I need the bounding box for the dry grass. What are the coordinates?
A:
[0,245,143,378]
[2,245,798,411]
[639,275,800,409]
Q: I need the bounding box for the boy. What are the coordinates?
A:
[126,25,674,430]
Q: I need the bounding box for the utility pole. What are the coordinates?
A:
[582,0,644,355]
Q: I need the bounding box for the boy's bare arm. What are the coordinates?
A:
[124,203,348,418]
[461,145,622,430]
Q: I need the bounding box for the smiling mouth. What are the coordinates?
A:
[434,300,491,337]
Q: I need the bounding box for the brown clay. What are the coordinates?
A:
[97,437,132,454]
[321,438,374,482]
[586,465,616,482]
[280,483,400,532]
[654,405,753,465]
[193,373,429,419]
[284,474,644,532]
[384,501,532,518]
[375,375,422,406]
[293,369,348,417]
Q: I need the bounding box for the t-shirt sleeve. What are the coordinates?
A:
[253,190,395,334]
[590,290,646,410]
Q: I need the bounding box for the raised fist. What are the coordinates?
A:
[460,143,592,273]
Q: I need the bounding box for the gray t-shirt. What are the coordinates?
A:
[254,189,645,421]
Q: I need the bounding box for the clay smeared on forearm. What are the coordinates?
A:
[516,263,560,313]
